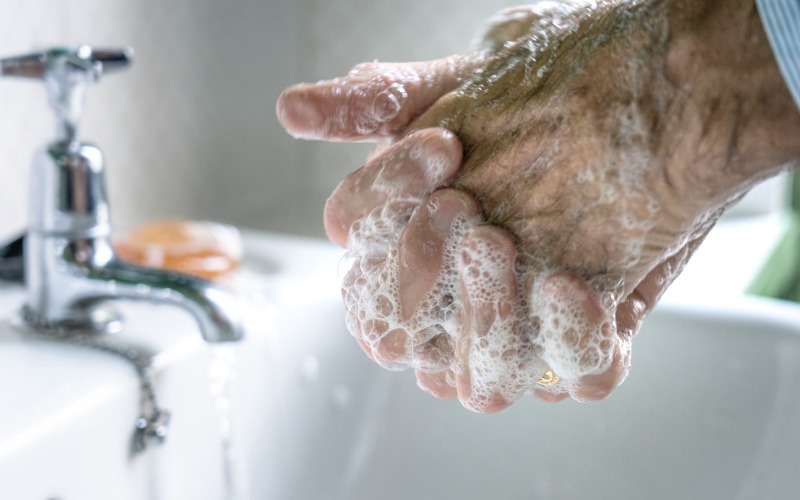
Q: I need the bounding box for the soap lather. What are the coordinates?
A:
[0,46,243,342]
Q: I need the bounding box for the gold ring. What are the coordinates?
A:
[537,369,560,386]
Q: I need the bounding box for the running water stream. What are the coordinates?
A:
[209,343,245,500]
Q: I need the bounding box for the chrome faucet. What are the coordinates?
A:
[1,46,243,342]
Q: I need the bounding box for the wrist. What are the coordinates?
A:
[663,0,800,207]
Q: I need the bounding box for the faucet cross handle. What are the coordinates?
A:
[2,46,133,142]
[1,46,133,80]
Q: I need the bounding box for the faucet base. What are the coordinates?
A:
[21,303,123,336]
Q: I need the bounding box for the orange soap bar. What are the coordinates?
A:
[114,219,243,280]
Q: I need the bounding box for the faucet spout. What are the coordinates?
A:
[25,234,243,342]
[100,257,244,343]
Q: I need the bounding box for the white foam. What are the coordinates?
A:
[528,272,616,381]
[456,235,543,410]
[340,194,624,411]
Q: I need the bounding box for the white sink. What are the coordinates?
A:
[0,298,231,499]
[1,221,799,500]
[258,299,800,500]
[240,220,800,500]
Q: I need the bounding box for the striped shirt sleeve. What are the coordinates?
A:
[757,0,800,110]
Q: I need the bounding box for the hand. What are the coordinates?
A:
[277,4,557,143]
[277,0,800,411]
[319,126,702,410]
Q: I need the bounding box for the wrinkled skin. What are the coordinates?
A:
[277,0,800,412]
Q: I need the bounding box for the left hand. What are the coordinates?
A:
[276,0,799,411]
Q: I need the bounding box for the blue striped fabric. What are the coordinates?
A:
[757,0,800,110]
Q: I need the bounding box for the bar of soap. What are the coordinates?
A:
[114,219,243,280]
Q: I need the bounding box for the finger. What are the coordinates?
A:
[370,328,412,369]
[416,369,458,400]
[276,53,486,141]
[563,292,643,400]
[455,225,526,413]
[324,128,462,247]
[372,190,481,368]
[568,251,687,401]
[411,330,455,373]
[570,333,632,402]
[617,224,714,337]
[341,258,377,361]
[532,388,570,403]
[397,189,480,322]
[532,271,615,381]
[342,256,414,370]
[571,227,714,401]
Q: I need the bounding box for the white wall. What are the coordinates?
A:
[0,0,788,243]
[0,0,521,242]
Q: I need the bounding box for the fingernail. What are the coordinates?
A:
[276,89,326,139]
[411,132,461,186]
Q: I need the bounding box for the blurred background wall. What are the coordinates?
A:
[0,0,788,242]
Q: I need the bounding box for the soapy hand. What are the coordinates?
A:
[277,0,800,411]
[277,4,547,142]
[317,126,702,410]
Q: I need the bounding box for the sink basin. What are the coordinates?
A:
[1,223,799,500]
[240,222,800,500]
[257,300,800,500]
